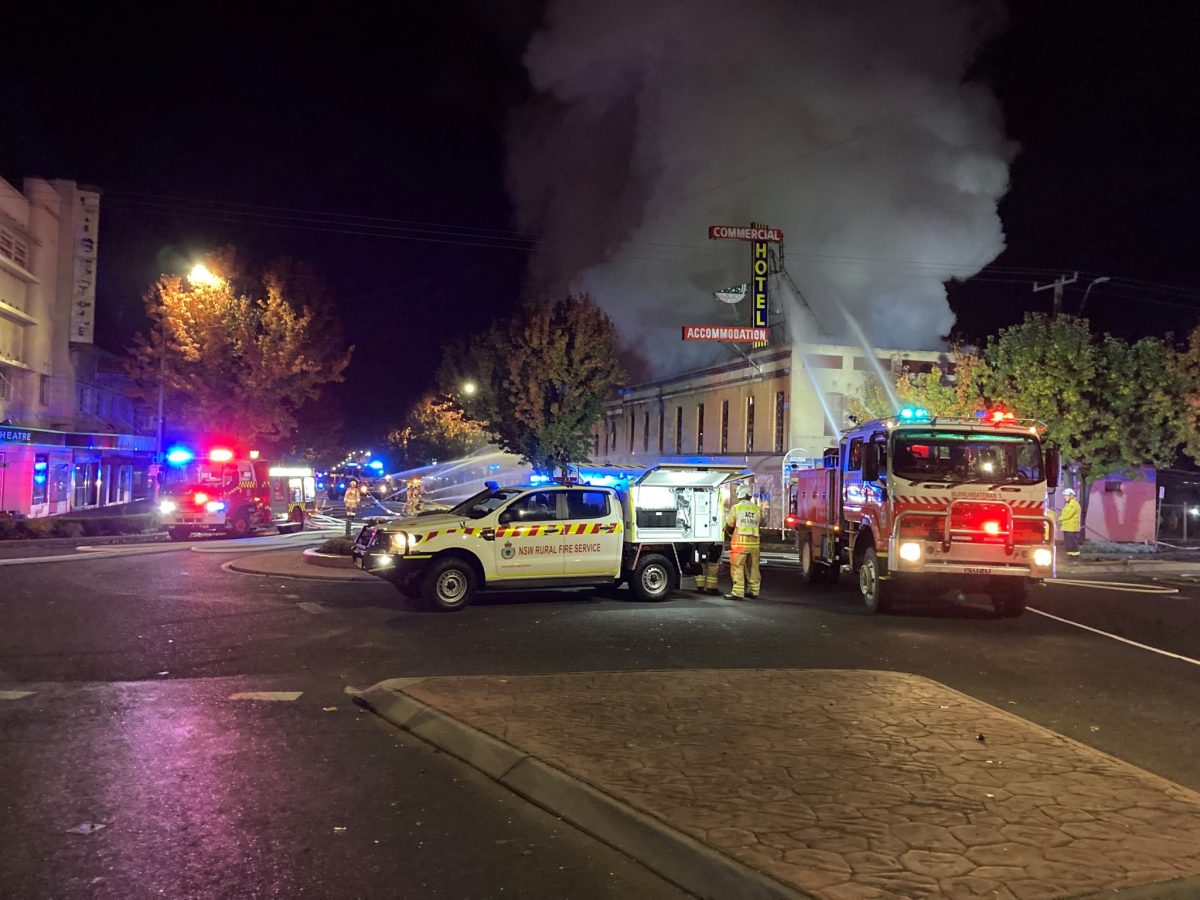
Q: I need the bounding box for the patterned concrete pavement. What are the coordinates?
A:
[380,669,1200,899]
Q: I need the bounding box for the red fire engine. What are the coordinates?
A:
[787,407,1059,616]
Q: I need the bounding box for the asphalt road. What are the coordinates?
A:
[2,542,1199,897]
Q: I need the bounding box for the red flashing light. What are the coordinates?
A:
[982,520,1002,536]
[987,405,1016,425]
[785,515,798,527]
[193,491,209,506]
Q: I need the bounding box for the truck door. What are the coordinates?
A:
[561,488,622,578]
[493,488,566,578]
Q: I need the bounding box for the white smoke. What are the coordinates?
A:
[506,0,1016,375]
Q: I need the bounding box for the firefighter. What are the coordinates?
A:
[344,479,362,514]
[695,542,723,594]
[1060,487,1082,557]
[724,484,762,600]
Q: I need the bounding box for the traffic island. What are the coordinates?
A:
[224,549,375,581]
[357,669,1200,900]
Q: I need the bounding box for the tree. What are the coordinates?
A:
[1169,324,1200,466]
[437,294,624,474]
[982,314,1185,526]
[388,395,489,467]
[127,255,353,450]
[848,350,988,422]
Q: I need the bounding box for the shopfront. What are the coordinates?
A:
[0,426,155,518]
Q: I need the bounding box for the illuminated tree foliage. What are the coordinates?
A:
[438,294,623,474]
[848,349,987,422]
[1168,324,1200,467]
[388,395,489,467]
[127,255,353,448]
[982,314,1185,522]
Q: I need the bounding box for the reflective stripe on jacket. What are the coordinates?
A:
[1059,497,1081,533]
[725,500,761,549]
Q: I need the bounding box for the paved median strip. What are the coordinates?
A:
[228,691,304,701]
[359,669,1200,899]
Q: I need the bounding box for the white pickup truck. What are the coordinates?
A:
[352,464,748,610]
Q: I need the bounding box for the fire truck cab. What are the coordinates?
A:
[789,408,1059,617]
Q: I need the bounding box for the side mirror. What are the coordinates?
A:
[862,443,880,482]
[1045,446,1060,490]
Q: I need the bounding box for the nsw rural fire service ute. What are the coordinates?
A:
[787,407,1059,616]
[353,463,748,610]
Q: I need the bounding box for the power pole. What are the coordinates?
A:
[1032,272,1079,317]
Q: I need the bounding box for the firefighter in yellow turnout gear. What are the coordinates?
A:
[724,485,762,600]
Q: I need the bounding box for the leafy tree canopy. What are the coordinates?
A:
[388,395,489,468]
[848,349,987,423]
[437,294,623,474]
[127,251,353,451]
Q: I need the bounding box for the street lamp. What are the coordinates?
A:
[188,263,223,288]
[462,381,477,397]
[1078,276,1110,317]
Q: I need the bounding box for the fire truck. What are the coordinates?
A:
[157,447,316,540]
[787,407,1059,616]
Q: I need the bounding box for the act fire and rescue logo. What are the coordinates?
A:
[501,541,516,560]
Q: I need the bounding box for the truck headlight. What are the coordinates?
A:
[898,541,922,562]
[1033,547,1053,568]
[390,531,408,554]
[159,500,177,515]
[205,501,225,513]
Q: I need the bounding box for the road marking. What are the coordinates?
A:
[228,691,304,701]
[0,690,36,700]
[1028,607,1200,668]
[297,602,327,615]
[1048,578,1178,594]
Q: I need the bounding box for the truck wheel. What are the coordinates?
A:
[421,558,476,611]
[858,547,892,613]
[288,507,305,526]
[226,513,251,538]
[990,579,1027,618]
[800,533,823,584]
[631,554,676,602]
[168,527,191,542]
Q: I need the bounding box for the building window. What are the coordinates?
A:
[31,454,49,505]
[643,411,650,453]
[1104,480,1123,493]
[746,396,756,454]
[629,412,635,454]
[0,227,29,270]
[658,409,665,454]
[696,403,705,454]
[0,367,10,401]
[594,433,600,458]
[675,407,683,455]
[774,391,786,454]
[39,374,49,406]
[608,418,617,453]
[720,400,729,454]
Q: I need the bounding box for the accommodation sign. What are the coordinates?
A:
[682,325,769,343]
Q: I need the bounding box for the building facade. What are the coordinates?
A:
[0,175,155,518]
[590,342,944,529]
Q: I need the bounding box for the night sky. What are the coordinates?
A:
[3,1,1198,447]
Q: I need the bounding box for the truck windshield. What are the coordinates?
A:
[451,488,524,519]
[891,431,1043,484]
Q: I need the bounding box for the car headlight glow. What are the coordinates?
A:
[205,501,225,513]
[390,532,408,554]
[1033,547,1053,568]
[159,500,177,515]
[898,541,923,562]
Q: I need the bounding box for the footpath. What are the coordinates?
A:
[358,669,1200,900]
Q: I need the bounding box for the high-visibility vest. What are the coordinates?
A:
[726,500,761,549]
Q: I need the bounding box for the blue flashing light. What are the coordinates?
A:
[166,446,195,466]
[899,408,914,419]
[898,407,929,420]
[338,482,346,489]
[34,473,47,485]
[368,459,384,471]
[528,474,551,484]
[33,460,48,471]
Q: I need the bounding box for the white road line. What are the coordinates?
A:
[297,602,327,615]
[1048,578,1178,594]
[1028,607,1200,668]
[228,691,304,701]
[0,690,36,700]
